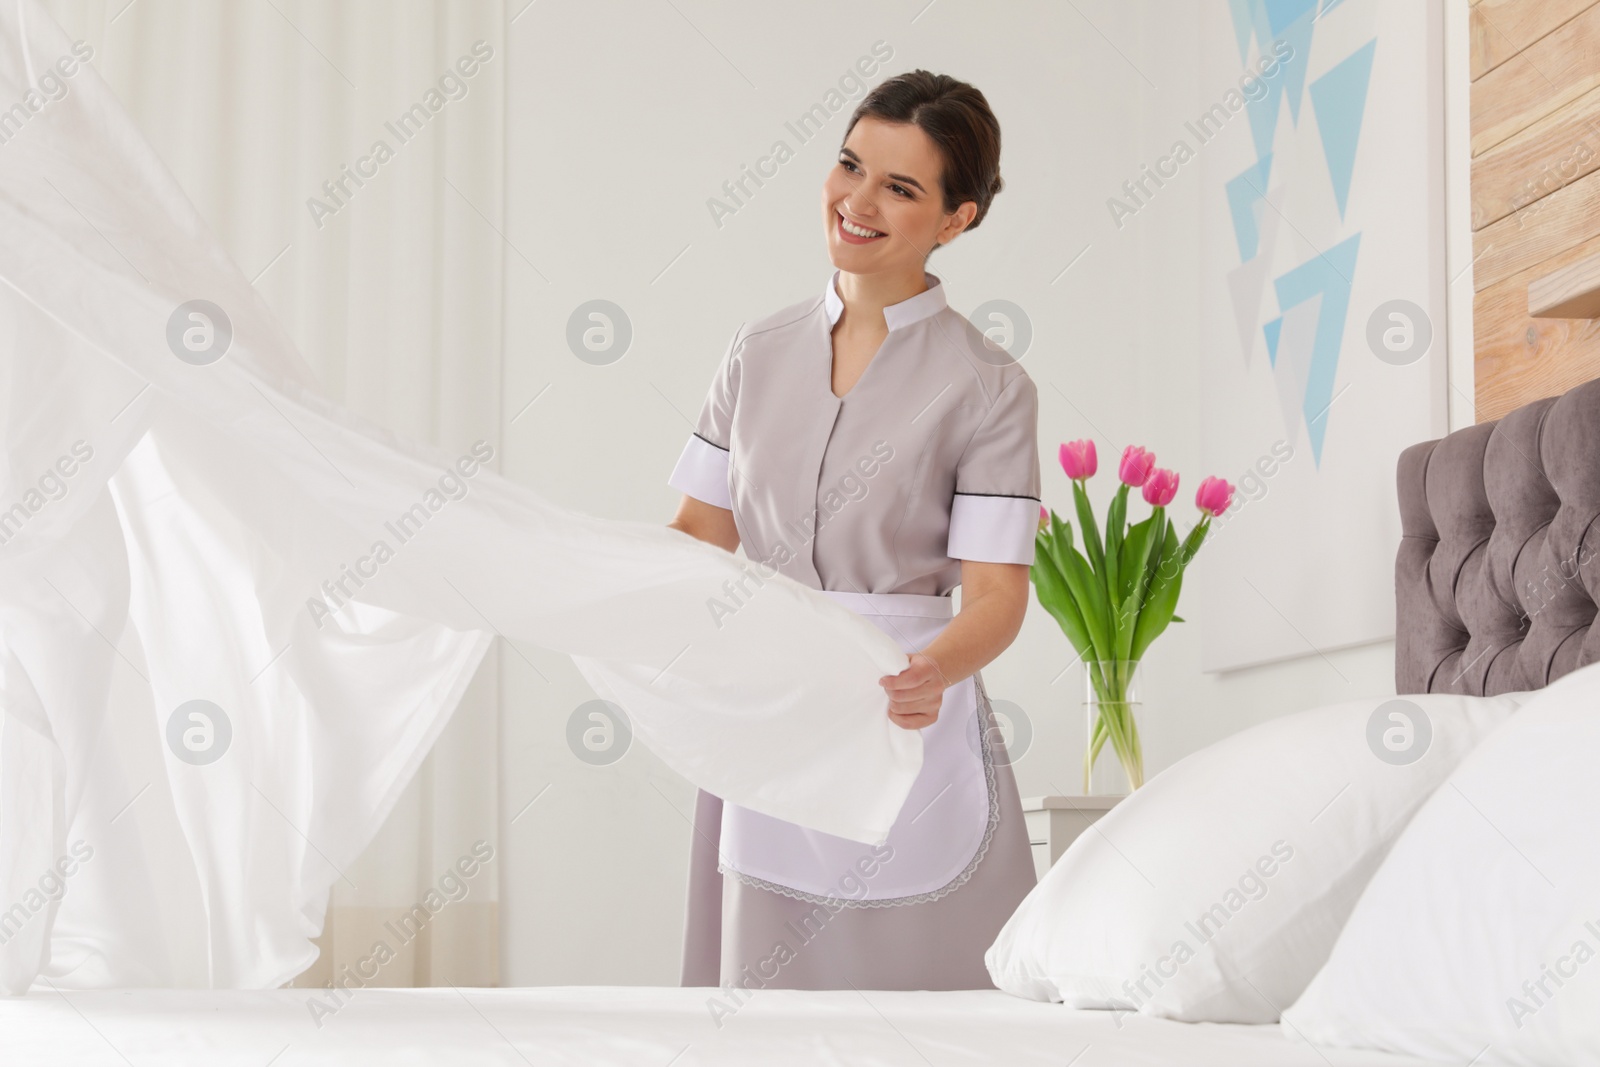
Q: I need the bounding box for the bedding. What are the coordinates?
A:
[1283,661,1600,1065]
[984,690,1526,1023]
[0,986,1449,1065]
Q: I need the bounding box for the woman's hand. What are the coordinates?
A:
[880,652,949,730]
[877,562,1028,731]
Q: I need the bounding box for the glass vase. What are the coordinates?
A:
[1083,659,1144,795]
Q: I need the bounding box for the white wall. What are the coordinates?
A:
[498,0,1410,986]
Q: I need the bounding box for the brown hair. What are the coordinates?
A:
[842,70,1004,239]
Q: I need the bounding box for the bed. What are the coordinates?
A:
[0,986,1444,1065]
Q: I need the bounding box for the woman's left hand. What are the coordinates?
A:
[880,653,949,730]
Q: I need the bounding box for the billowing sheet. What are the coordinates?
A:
[0,0,917,992]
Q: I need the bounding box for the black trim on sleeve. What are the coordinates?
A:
[692,432,730,453]
[953,490,1040,501]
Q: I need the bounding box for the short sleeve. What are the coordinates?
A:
[667,324,743,509]
[946,374,1041,565]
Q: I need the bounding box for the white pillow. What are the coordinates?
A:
[985,690,1527,1022]
[1283,661,1600,1064]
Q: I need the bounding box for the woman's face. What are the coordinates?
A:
[822,115,976,277]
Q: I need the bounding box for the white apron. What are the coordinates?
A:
[718,589,997,905]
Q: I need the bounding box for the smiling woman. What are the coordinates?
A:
[825,70,1004,262]
[668,69,1043,993]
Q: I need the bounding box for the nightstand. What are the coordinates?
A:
[1020,795,1123,881]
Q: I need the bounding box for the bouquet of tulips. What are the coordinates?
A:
[1032,441,1235,792]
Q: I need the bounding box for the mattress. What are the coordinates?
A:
[0,986,1443,1065]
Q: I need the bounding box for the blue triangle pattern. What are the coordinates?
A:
[1245,60,1286,161]
[1272,234,1362,465]
[1263,316,1283,367]
[1231,0,1320,158]
[1268,4,1317,123]
[1226,155,1274,261]
[1309,39,1376,219]
[1265,0,1317,33]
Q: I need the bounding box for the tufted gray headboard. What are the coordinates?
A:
[1395,376,1600,695]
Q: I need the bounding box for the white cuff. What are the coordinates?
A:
[667,434,731,509]
[947,492,1038,564]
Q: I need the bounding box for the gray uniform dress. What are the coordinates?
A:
[667,270,1041,991]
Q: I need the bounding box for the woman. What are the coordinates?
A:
[665,69,1040,991]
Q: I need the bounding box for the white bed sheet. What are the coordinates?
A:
[0,986,1445,1066]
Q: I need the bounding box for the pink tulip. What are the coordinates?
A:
[1119,445,1155,487]
[1058,439,1097,481]
[1038,504,1049,527]
[1142,468,1179,506]
[1195,476,1235,517]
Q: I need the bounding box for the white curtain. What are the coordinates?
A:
[38,0,508,988]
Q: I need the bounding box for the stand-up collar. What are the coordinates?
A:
[824,270,947,331]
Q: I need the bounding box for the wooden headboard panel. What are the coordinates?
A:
[1470,0,1600,422]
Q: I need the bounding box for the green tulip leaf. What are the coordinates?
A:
[1131,517,1185,662]
[1057,540,1114,665]
[1072,480,1106,583]
[1114,510,1161,660]
[1030,542,1092,659]
[1104,484,1129,604]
